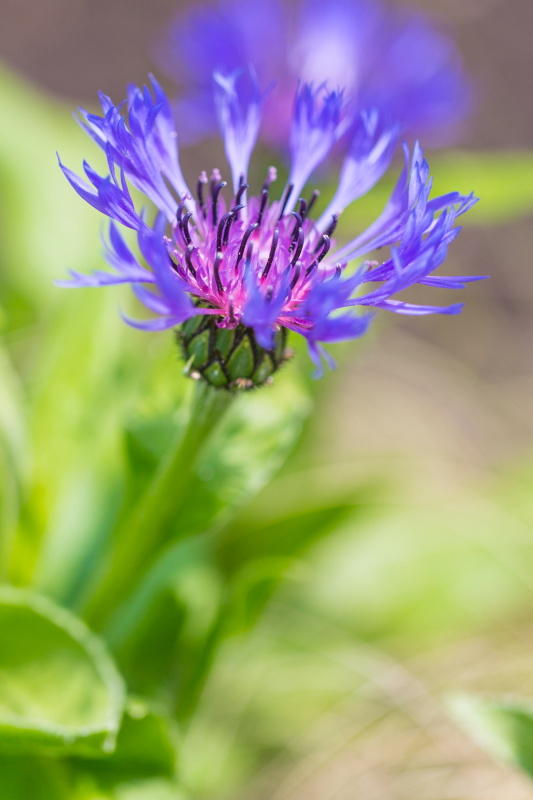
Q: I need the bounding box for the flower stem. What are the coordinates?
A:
[175,595,228,726]
[82,382,233,631]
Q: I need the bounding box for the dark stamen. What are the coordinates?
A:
[257,187,270,226]
[222,205,244,246]
[216,212,233,252]
[290,228,304,266]
[305,259,318,277]
[235,179,249,207]
[323,214,339,238]
[168,252,183,278]
[180,211,193,246]
[185,244,197,278]
[298,198,307,217]
[211,180,227,226]
[176,199,186,224]
[290,265,301,290]
[335,264,342,278]
[305,189,320,219]
[278,183,294,220]
[213,250,224,293]
[236,222,259,268]
[196,172,208,217]
[315,234,331,262]
[290,211,303,239]
[262,227,279,279]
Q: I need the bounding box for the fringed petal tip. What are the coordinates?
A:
[213,67,265,189]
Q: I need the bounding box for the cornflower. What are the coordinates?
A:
[59,71,480,389]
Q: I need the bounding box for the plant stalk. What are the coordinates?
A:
[82,382,233,630]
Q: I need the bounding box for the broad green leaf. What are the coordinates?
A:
[0,700,181,799]
[450,694,533,778]
[0,588,125,757]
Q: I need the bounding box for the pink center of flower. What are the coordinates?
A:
[166,168,340,328]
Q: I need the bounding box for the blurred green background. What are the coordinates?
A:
[1,0,533,798]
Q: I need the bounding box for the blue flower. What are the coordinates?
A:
[160,0,471,146]
[59,74,481,383]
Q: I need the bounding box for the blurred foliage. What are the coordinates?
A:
[1,63,533,799]
[452,695,533,780]
[340,149,533,235]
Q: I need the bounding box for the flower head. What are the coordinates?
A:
[59,74,481,388]
[160,0,471,145]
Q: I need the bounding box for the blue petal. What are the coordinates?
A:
[317,110,398,227]
[213,68,265,190]
[288,83,344,206]
[58,155,140,229]
[121,312,189,331]
[243,270,289,350]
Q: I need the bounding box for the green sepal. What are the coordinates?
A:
[186,329,210,370]
[252,355,275,385]
[178,317,289,391]
[203,362,227,389]
[226,336,254,380]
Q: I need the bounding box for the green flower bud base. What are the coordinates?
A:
[178,316,290,390]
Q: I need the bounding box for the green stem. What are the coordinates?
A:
[175,595,229,726]
[82,382,233,630]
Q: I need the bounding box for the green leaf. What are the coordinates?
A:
[85,699,179,778]
[0,757,187,800]
[450,694,533,778]
[0,757,71,800]
[0,700,182,799]
[216,464,377,575]
[0,588,125,757]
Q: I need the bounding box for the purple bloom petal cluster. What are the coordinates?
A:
[160,0,471,146]
[59,73,480,377]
